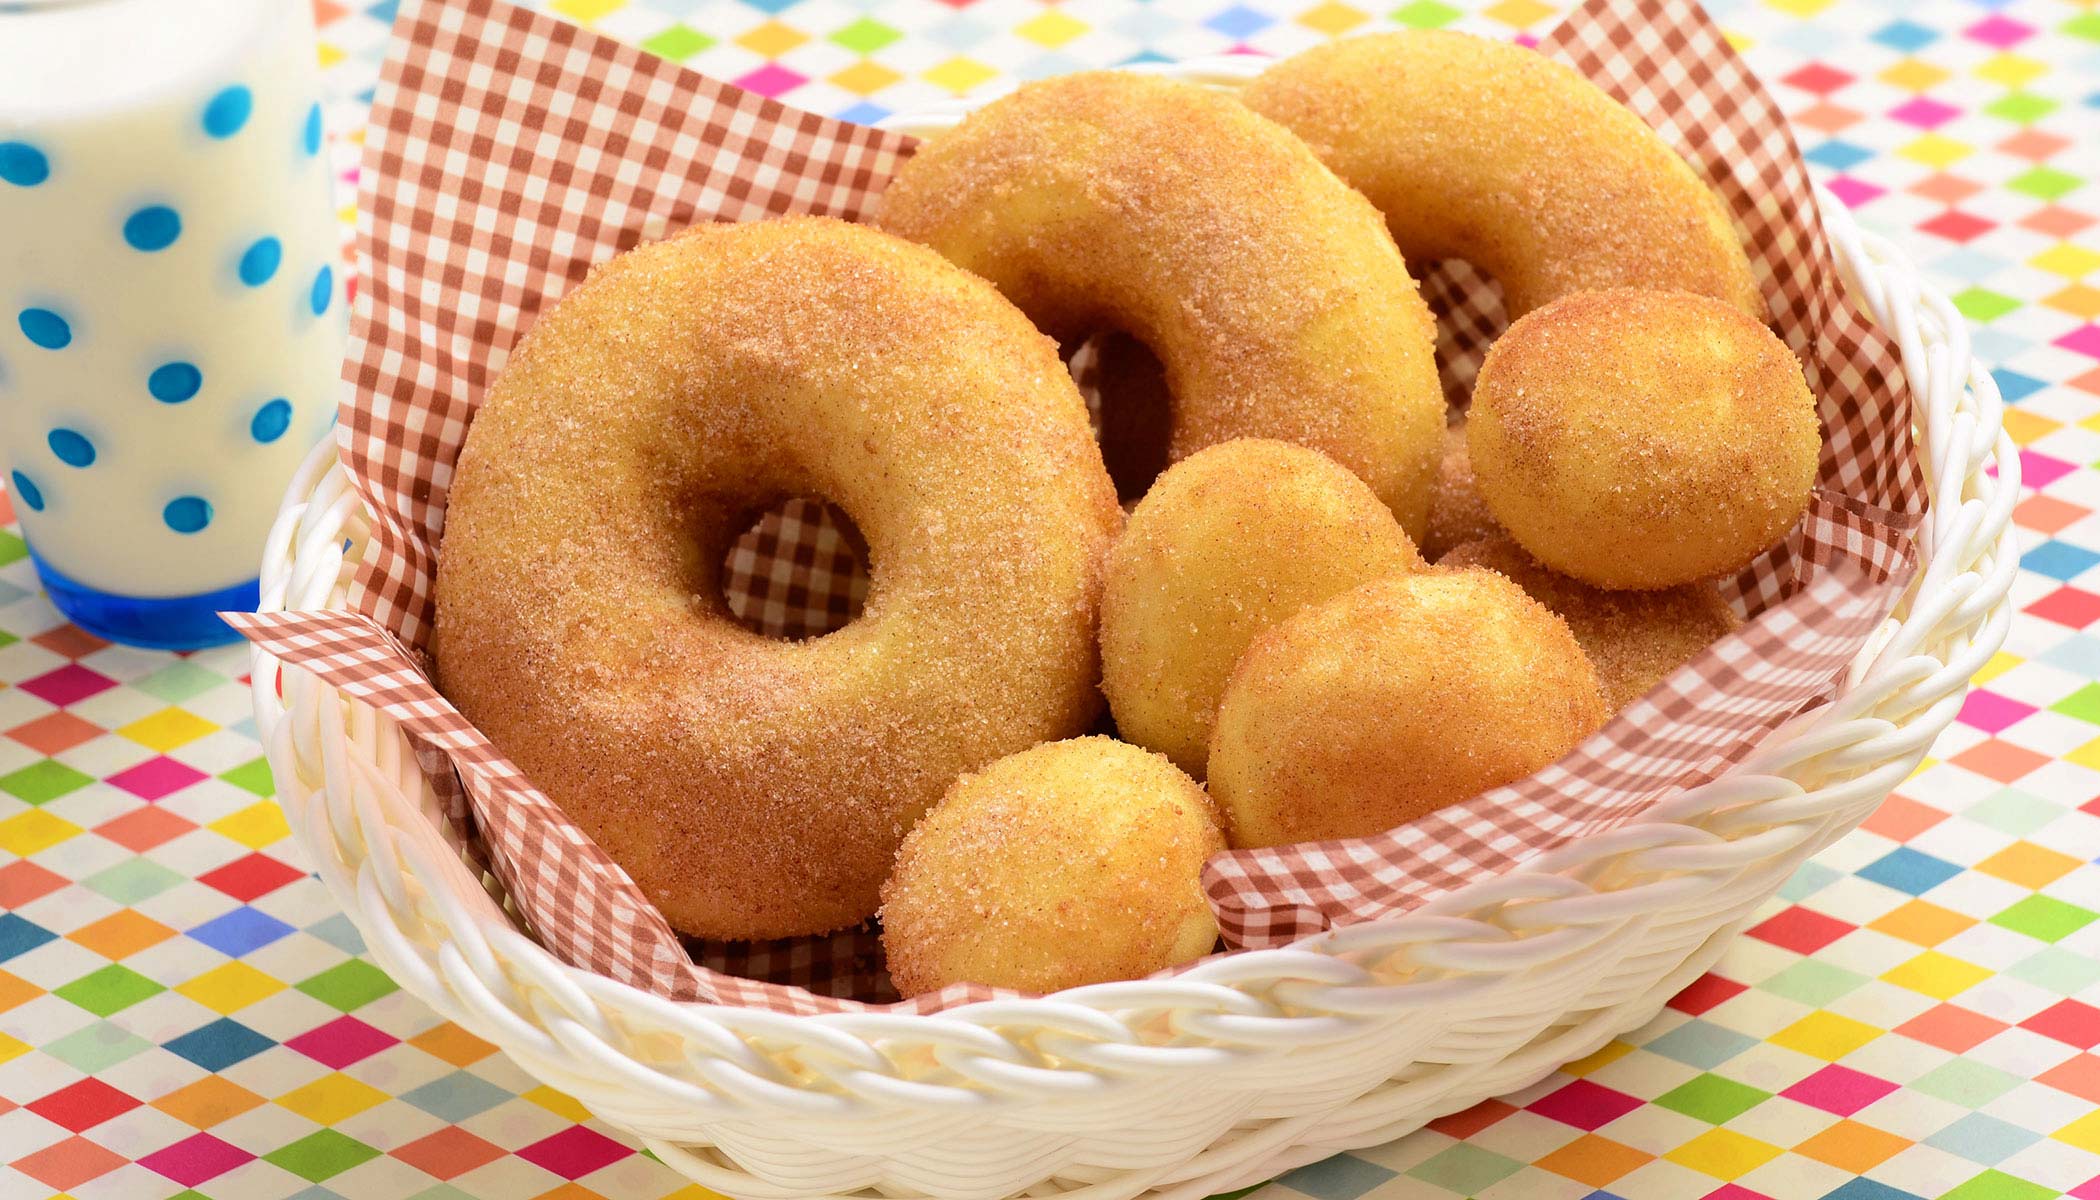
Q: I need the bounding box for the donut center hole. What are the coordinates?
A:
[720,497,871,641]
[1415,259,1509,414]
[1069,330,1174,504]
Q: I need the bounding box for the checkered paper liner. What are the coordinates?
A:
[231,0,1923,1010]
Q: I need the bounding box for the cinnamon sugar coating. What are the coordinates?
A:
[1468,288,1820,590]
[1208,570,1605,848]
[1101,439,1421,777]
[1440,534,1742,714]
[875,71,1446,539]
[880,737,1223,996]
[433,216,1120,941]
[1242,31,1763,324]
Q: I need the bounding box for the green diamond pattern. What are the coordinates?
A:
[0,758,94,804]
[1759,960,1869,1006]
[1940,1169,2060,1200]
[0,531,25,567]
[1984,92,2057,123]
[831,16,901,53]
[219,757,276,797]
[132,661,226,705]
[2050,683,2100,723]
[1390,1,1461,28]
[640,23,713,62]
[297,959,399,1012]
[1953,286,2022,323]
[1655,1073,1772,1124]
[2007,165,2081,201]
[1406,1144,1524,1193]
[2063,11,2100,41]
[263,1130,382,1182]
[54,963,165,1016]
[1910,1058,2023,1107]
[81,858,186,904]
[40,1021,155,1073]
[1990,895,2099,943]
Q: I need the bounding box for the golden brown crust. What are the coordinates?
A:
[1439,534,1742,713]
[433,216,1121,941]
[1468,288,1821,590]
[1100,439,1421,777]
[1242,31,1763,323]
[1208,570,1605,848]
[875,71,1446,538]
[1421,423,1501,561]
[880,737,1224,996]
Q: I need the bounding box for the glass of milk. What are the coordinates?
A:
[0,0,345,649]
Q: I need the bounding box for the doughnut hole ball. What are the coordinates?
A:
[1440,534,1742,714]
[1468,289,1820,591]
[1209,570,1606,848]
[879,737,1224,996]
[1100,439,1423,777]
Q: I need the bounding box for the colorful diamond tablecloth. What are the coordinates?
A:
[3,0,2099,1198]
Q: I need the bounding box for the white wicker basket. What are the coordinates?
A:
[248,60,2017,1200]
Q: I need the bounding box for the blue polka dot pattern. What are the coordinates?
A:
[251,399,293,444]
[239,237,282,286]
[310,266,334,316]
[11,471,43,512]
[203,85,254,138]
[0,142,49,187]
[148,362,202,403]
[18,309,71,350]
[163,496,212,534]
[304,104,324,156]
[123,205,182,252]
[47,429,94,468]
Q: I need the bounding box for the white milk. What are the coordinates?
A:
[0,0,344,617]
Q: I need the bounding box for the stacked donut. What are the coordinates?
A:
[432,31,1821,998]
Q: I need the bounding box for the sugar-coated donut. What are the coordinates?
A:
[1469,289,1819,591]
[434,217,1121,941]
[1421,423,1500,562]
[1242,31,1762,324]
[880,737,1223,996]
[876,71,1447,538]
[1210,571,1605,847]
[1440,535,1742,713]
[1102,439,1421,777]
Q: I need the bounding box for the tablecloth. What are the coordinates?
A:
[2,0,2097,1197]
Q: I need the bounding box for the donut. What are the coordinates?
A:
[1468,289,1819,590]
[1241,31,1763,325]
[433,216,1121,941]
[1210,570,1605,847]
[1421,423,1500,562]
[1101,439,1420,776]
[876,71,1447,538]
[880,737,1223,995]
[1440,534,1742,713]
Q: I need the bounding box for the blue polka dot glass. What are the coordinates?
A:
[0,0,345,649]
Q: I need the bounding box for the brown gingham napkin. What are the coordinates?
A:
[230,0,1923,1008]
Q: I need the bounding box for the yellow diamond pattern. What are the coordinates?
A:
[737,20,808,56]
[1300,1,1371,33]
[924,57,1000,96]
[831,61,903,96]
[1016,11,1089,48]
[118,708,219,753]
[208,801,290,850]
[2033,242,2100,279]
[0,809,83,856]
[276,1073,390,1125]
[176,963,287,1014]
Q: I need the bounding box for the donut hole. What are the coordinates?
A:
[1068,330,1175,504]
[720,497,871,640]
[1415,259,1509,412]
